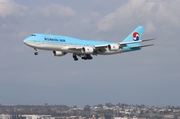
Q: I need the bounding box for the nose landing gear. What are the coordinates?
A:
[34,48,38,55]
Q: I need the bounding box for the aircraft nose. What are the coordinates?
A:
[23,38,28,45]
[23,37,32,46]
[23,36,36,47]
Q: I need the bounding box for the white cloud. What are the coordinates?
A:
[145,22,155,34]
[98,0,180,33]
[0,0,27,18]
[0,23,8,30]
[38,4,76,18]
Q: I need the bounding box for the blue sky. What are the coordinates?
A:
[0,0,180,107]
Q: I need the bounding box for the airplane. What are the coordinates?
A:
[23,26,154,61]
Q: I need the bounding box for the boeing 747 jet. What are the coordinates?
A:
[23,26,154,61]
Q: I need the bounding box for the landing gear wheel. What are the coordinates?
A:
[82,54,93,60]
[73,54,78,61]
[74,58,78,61]
[82,57,87,60]
[34,52,38,55]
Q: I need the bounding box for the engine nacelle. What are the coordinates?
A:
[52,51,67,56]
[108,44,120,51]
[81,47,94,54]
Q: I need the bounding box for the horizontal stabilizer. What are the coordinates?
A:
[140,44,154,47]
[130,44,154,48]
[141,38,156,42]
[120,38,155,45]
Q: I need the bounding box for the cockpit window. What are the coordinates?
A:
[31,34,36,36]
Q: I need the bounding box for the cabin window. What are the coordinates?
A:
[31,34,36,36]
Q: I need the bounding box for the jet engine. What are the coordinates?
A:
[108,44,120,51]
[52,51,67,56]
[81,47,94,54]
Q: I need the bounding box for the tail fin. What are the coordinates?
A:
[122,26,145,45]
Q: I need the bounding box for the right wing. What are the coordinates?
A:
[94,38,155,49]
[61,38,155,54]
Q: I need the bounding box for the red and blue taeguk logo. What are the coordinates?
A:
[132,32,140,41]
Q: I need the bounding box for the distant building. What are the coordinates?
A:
[113,117,128,119]
[163,115,174,119]
[0,114,12,119]
[0,115,55,119]
[97,116,105,119]
[22,115,54,119]
[89,115,96,119]
[113,117,145,119]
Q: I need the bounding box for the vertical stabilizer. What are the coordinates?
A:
[121,26,145,47]
[123,26,144,42]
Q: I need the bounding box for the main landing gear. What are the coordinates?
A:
[73,54,78,61]
[34,48,38,55]
[81,54,93,60]
[73,54,93,61]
